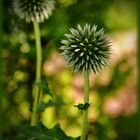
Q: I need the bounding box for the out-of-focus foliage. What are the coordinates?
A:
[2,0,136,140]
[5,123,80,140]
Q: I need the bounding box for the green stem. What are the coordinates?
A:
[31,20,42,126]
[80,70,90,140]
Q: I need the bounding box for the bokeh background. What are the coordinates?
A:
[1,0,137,140]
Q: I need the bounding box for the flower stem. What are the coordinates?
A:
[80,70,90,140]
[31,20,42,126]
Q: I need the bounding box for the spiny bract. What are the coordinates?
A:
[13,0,55,23]
[60,24,111,74]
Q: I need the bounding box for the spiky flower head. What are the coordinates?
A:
[60,24,111,74]
[13,0,55,23]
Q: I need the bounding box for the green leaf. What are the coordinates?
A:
[38,80,53,97]
[15,123,80,140]
[38,100,64,112]
[74,103,90,111]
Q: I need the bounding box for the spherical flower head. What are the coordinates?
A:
[13,0,55,23]
[60,24,111,74]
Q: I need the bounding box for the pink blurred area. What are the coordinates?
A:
[103,85,137,118]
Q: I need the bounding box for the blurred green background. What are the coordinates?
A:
[1,0,137,140]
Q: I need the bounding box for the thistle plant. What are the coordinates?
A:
[60,24,111,140]
[13,0,55,126]
[13,0,55,23]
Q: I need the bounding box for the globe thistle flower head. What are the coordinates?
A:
[60,24,111,74]
[13,0,55,23]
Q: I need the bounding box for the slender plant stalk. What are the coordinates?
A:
[80,70,90,140]
[31,20,42,126]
